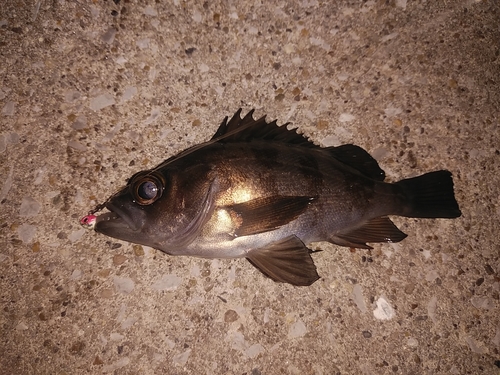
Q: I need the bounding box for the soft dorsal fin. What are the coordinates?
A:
[328,144,386,181]
[211,108,316,147]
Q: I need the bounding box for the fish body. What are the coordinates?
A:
[88,109,461,286]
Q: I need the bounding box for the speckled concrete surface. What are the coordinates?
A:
[1,0,499,374]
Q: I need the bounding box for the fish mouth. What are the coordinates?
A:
[95,202,140,232]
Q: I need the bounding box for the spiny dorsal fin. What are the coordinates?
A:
[214,110,386,181]
[211,108,316,147]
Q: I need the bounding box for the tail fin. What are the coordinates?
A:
[395,170,461,218]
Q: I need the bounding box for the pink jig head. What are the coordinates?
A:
[80,214,97,230]
[80,200,107,229]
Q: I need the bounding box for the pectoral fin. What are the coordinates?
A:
[246,236,320,286]
[228,195,316,237]
[330,217,407,249]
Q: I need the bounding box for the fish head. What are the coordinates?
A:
[93,165,216,252]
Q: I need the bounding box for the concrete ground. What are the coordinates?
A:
[1,0,499,374]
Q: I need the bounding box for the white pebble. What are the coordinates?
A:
[351,284,367,313]
[102,357,130,372]
[470,296,495,310]
[19,196,41,217]
[151,274,182,291]
[198,63,209,73]
[64,90,81,103]
[136,38,150,49]
[110,332,125,341]
[17,224,37,244]
[245,343,264,359]
[116,303,127,322]
[101,27,117,44]
[1,101,15,116]
[90,93,115,111]
[68,140,87,151]
[309,37,330,51]
[380,32,399,43]
[337,73,349,81]
[143,6,157,16]
[120,316,138,330]
[284,43,295,54]
[115,56,127,65]
[71,269,83,280]
[45,191,60,199]
[71,115,87,130]
[113,276,135,294]
[227,331,246,351]
[33,167,46,185]
[121,86,137,103]
[465,336,487,354]
[68,229,86,243]
[492,327,500,346]
[0,134,5,153]
[16,322,29,331]
[384,105,402,117]
[339,113,355,123]
[427,296,438,323]
[7,132,19,144]
[395,0,407,10]
[0,167,13,201]
[263,308,270,324]
[192,9,202,22]
[425,269,439,282]
[407,337,418,347]
[90,5,99,18]
[100,123,121,143]
[371,147,388,161]
[373,296,395,320]
[288,319,307,339]
[172,349,191,366]
[151,19,160,29]
[142,107,161,126]
[320,135,340,147]
[74,190,84,204]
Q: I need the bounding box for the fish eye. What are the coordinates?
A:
[138,181,158,199]
[131,172,165,205]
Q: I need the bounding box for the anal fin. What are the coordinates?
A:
[330,217,407,249]
[246,236,320,286]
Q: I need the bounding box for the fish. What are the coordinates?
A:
[81,109,461,286]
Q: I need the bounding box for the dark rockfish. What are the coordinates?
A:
[81,109,461,286]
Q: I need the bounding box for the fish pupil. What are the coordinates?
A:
[138,181,158,200]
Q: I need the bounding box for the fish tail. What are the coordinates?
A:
[395,170,461,218]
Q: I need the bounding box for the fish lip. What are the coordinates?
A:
[95,202,140,232]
